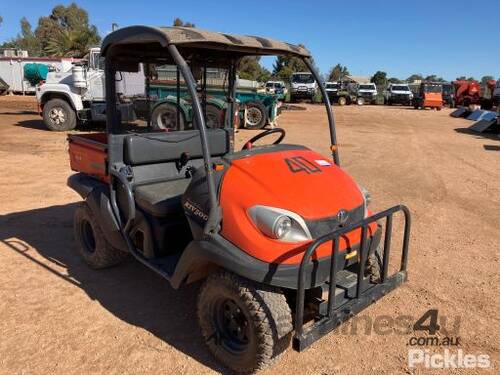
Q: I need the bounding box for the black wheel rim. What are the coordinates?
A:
[213,298,250,354]
[81,219,96,253]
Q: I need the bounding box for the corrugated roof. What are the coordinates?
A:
[101,25,310,57]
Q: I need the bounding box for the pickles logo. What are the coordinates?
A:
[184,200,208,222]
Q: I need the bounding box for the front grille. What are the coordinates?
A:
[305,205,364,238]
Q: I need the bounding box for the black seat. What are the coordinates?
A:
[134,179,191,217]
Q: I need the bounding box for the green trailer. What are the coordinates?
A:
[144,83,280,130]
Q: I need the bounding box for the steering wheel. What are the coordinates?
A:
[242,128,286,150]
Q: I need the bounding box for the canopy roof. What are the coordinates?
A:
[101,25,310,58]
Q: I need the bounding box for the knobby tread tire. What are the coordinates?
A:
[197,271,292,373]
[74,202,128,269]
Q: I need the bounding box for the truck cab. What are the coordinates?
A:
[290,72,317,102]
[357,83,377,104]
[385,83,413,105]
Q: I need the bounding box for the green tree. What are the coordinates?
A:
[371,71,387,87]
[237,56,270,82]
[327,64,349,82]
[0,17,42,56]
[0,15,3,27]
[45,28,97,57]
[173,18,195,27]
[388,77,403,84]
[36,3,100,57]
[407,74,423,82]
[480,75,495,85]
[424,75,445,82]
[272,46,316,81]
[456,76,467,81]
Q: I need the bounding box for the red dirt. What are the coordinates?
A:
[0,96,498,374]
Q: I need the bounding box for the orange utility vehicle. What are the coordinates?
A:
[413,82,443,110]
[67,26,411,373]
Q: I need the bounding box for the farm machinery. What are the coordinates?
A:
[452,80,482,109]
[413,82,443,110]
[66,25,411,373]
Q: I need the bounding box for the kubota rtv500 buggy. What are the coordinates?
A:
[67,26,411,373]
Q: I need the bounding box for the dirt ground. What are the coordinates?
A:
[0,96,498,374]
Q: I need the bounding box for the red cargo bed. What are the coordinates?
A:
[68,133,109,182]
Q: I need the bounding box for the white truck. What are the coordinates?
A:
[36,47,145,131]
[385,83,413,106]
[289,72,317,103]
[357,83,378,104]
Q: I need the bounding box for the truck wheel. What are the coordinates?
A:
[74,203,128,269]
[198,271,292,373]
[43,98,77,131]
[151,102,185,131]
[338,96,347,106]
[357,97,365,106]
[244,101,268,129]
[193,104,223,129]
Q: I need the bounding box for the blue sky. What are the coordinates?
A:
[0,0,498,81]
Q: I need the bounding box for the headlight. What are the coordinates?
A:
[248,205,312,242]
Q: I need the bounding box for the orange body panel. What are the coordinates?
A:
[68,133,109,183]
[423,93,443,108]
[220,148,376,265]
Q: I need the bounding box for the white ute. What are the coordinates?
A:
[357,83,378,104]
[289,72,317,102]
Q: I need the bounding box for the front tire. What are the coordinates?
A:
[74,203,128,269]
[43,98,77,131]
[198,272,292,373]
[338,96,347,106]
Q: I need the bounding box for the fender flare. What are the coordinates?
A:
[67,173,127,252]
[39,85,84,111]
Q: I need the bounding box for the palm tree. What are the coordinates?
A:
[45,28,98,57]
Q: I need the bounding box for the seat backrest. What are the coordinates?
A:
[124,129,231,166]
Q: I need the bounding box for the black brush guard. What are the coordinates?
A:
[293,205,411,351]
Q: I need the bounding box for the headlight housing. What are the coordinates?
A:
[248,205,312,242]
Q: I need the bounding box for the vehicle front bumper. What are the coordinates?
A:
[291,89,315,98]
[293,205,411,351]
[390,94,412,104]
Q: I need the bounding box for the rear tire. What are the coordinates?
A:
[43,98,77,131]
[151,102,185,131]
[74,203,128,269]
[244,101,268,129]
[193,104,224,129]
[198,271,292,373]
[338,96,347,106]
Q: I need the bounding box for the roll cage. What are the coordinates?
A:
[101,25,339,235]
